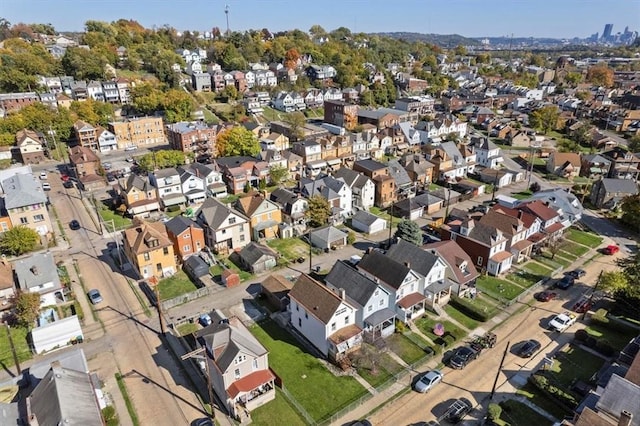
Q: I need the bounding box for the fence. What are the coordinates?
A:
[279,384,315,425]
[161,284,225,310]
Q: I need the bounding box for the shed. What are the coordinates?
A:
[221,269,240,288]
[309,226,348,250]
[238,242,278,274]
[260,274,294,311]
[31,315,83,354]
[182,255,214,287]
[393,198,424,220]
[351,211,387,234]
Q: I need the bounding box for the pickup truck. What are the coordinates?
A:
[548,311,577,332]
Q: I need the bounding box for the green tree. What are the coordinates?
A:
[620,194,640,233]
[269,164,288,185]
[305,195,331,228]
[346,231,356,245]
[0,226,40,256]
[598,271,630,296]
[394,219,422,246]
[216,127,260,157]
[627,135,640,153]
[529,105,560,134]
[11,291,41,328]
[617,251,640,299]
[130,82,163,115]
[564,72,583,86]
[283,112,306,141]
[136,150,187,172]
[61,47,109,80]
[162,89,194,123]
[453,45,467,56]
[571,123,594,147]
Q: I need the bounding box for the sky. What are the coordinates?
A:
[3,0,640,39]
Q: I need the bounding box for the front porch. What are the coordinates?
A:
[510,239,533,264]
[363,308,396,343]
[487,251,513,276]
[328,324,363,361]
[227,369,276,418]
[397,292,426,323]
[424,279,454,307]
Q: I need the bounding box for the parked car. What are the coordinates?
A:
[103,162,112,170]
[69,219,81,230]
[199,314,212,327]
[87,289,103,304]
[515,340,541,358]
[41,182,51,191]
[39,172,47,180]
[572,298,593,314]
[449,346,479,370]
[444,398,473,424]
[63,180,74,189]
[548,311,577,332]
[124,145,138,152]
[535,290,557,302]
[413,370,443,393]
[603,245,620,255]
[555,275,574,290]
[568,269,586,279]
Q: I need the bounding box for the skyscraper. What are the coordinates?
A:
[603,23,614,40]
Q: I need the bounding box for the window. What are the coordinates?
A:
[156,263,162,272]
[298,318,302,327]
[240,234,245,242]
[0,222,7,232]
[477,256,483,266]
[33,214,44,222]
[143,253,150,261]
[374,290,379,297]
[367,305,373,312]
[183,245,191,252]
[379,299,384,306]
[183,234,190,239]
[234,369,240,379]
[228,217,236,224]
[295,303,299,311]
[234,355,246,365]
[331,322,336,331]
[163,247,169,255]
[222,229,226,234]
[252,359,258,370]
[344,315,349,324]
[305,312,308,319]
[20,217,28,224]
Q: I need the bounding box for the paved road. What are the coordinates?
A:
[368,246,622,425]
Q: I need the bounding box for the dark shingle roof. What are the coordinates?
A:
[357,251,410,289]
[239,242,277,265]
[165,215,201,236]
[352,210,382,226]
[386,239,439,277]
[600,178,639,194]
[325,261,380,308]
[289,274,344,324]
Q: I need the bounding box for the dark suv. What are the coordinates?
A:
[444,397,473,423]
[449,346,479,369]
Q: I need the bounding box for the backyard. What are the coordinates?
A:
[443,304,478,330]
[415,316,466,348]
[354,348,403,388]
[476,276,524,301]
[565,229,603,248]
[0,326,32,367]
[266,238,310,262]
[250,320,367,422]
[520,261,553,277]
[98,201,132,231]
[585,322,639,351]
[506,269,545,288]
[210,256,253,281]
[250,389,306,426]
[497,399,554,426]
[559,240,590,258]
[385,332,432,365]
[157,271,198,300]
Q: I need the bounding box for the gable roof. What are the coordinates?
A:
[479,209,524,237]
[424,240,479,284]
[236,193,277,217]
[550,152,581,168]
[15,129,43,146]
[518,199,559,221]
[387,159,412,186]
[595,373,640,424]
[69,145,100,164]
[2,174,47,208]
[325,261,381,308]
[354,159,387,172]
[239,242,277,265]
[164,215,201,236]
[13,252,61,291]
[309,226,347,243]
[124,174,154,193]
[599,178,639,194]
[123,221,172,254]
[352,210,384,226]
[386,239,440,277]
[289,274,346,324]
[357,251,411,289]
[197,198,247,229]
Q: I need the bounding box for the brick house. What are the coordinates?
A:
[353,159,397,208]
[164,215,205,262]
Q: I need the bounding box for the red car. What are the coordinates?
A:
[603,245,619,255]
[573,298,593,313]
[61,174,70,182]
[535,290,557,302]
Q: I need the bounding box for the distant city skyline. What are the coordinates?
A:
[3,0,639,39]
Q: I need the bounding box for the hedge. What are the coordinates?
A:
[590,309,639,335]
[449,295,495,322]
[574,329,616,357]
[528,374,577,411]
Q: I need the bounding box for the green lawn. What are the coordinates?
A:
[211,256,253,281]
[507,269,545,288]
[521,261,553,277]
[443,304,478,330]
[0,326,32,367]
[98,206,132,231]
[157,271,197,300]
[385,333,428,364]
[369,206,392,221]
[355,351,403,388]
[267,238,310,262]
[585,323,638,351]
[535,252,571,269]
[250,388,306,426]
[415,316,466,348]
[565,229,603,248]
[498,399,555,426]
[510,190,533,200]
[559,241,590,257]
[517,383,572,420]
[477,276,525,301]
[251,320,367,421]
[548,345,605,389]
[176,323,198,336]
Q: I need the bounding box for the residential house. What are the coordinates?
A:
[291,140,322,164]
[300,175,353,219]
[15,129,46,164]
[395,96,435,115]
[525,188,584,227]
[270,188,307,225]
[424,240,479,297]
[185,162,226,198]
[177,166,207,205]
[102,80,120,103]
[235,193,282,241]
[196,198,250,253]
[353,159,397,208]
[0,92,39,114]
[164,215,205,262]
[70,80,88,101]
[148,168,186,210]
[388,159,416,199]
[476,168,513,189]
[479,209,533,263]
[289,274,362,360]
[96,127,117,152]
[385,239,451,307]
[108,116,165,149]
[2,174,52,237]
[590,178,639,209]
[412,192,445,215]
[357,250,426,322]
[123,220,177,278]
[14,252,64,307]
[601,147,640,180]
[116,174,160,217]
[260,274,293,311]
[546,152,582,178]
[325,261,395,342]
[273,92,295,112]
[238,242,277,274]
[38,92,57,109]
[508,131,532,147]
[115,78,131,103]
[73,120,98,151]
[68,145,104,190]
[351,210,387,234]
[0,259,15,309]
[167,121,217,161]
[309,226,348,250]
[399,154,435,187]
[195,312,275,420]
[517,200,564,242]
[581,153,612,179]
[56,93,73,109]
[332,167,376,211]
[259,132,290,152]
[323,100,359,130]
[393,197,426,220]
[86,80,104,101]
[470,137,503,169]
[192,72,212,92]
[440,217,513,276]
[306,64,337,81]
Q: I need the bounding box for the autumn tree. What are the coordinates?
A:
[70,99,114,126]
[395,219,422,246]
[529,105,560,134]
[305,195,331,228]
[284,48,300,70]
[269,165,288,185]
[571,123,594,147]
[0,226,40,256]
[12,291,41,328]
[586,65,614,87]
[216,127,260,157]
[62,47,109,80]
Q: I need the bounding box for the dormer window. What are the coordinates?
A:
[164,177,173,185]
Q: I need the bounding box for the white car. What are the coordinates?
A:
[124,145,138,152]
[548,312,577,332]
[39,172,47,180]
[413,370,443,393]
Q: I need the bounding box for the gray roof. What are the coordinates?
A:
[167,121,213,134]
[153,167,179,179]
[310,226,347,243]
[600,178,639,194]
[352,210,383,226]
[325,260,381,308]
[125,174,153,192]
[354,159,387,172]
[29,364,102,426]
[28,347,89,383]
[270,187,298,207]
[413,192,444,206]
[183,255,209,278]
[595,373,640,423]
[196,314,268,373]
[526,188,584,220]
[440,141,465,167]
[165,215,201,236]
[466,221,505,246]
[2,174,47,209]
[387,160,412,187]
[14,252,62,292]
[239,242,277,265]
[215,156,257,169]
[358,251,411,289]
[197,198,247,229]
[386,239,440,278]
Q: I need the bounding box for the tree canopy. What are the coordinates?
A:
[136,150,189,172]
[529,105,560,134]
[305,195,330,228]
[394,219,422,246]
[216,127,260,157]
[0,226,40,256]
[12,291,41,328]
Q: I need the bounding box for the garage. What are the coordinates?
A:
[351,210,387,235]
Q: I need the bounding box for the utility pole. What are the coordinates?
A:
[153,278,166,334]
[224,5,230,36]
[387,202,394,247]
[5,324,21,375]
[583,271,603,320]
[182,347,215,420]
[490,341,510,400]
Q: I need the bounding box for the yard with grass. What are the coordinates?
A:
[559,241,590,257]
[535,252,571,269]
[385,333,428,365]
[546,345,605,390]
[510,190,533,200]
[210,256,253,281]
[517,383,572,420]
[176,322,198,336]
[506,269,545,288]
[369,206,392,221]
[251,320,367,422]
[585,323,638,351]
[443,304,478,330]
[97,203,132,231]
[477,276,524,301]
[565,229,603,248]
[267,238,310,262]
[0,326,32,367]
[521,261,553,277]
[498,399,554,426]
[354,350,403,388]
[415,316,466,348]
[250,389,306,426]
[157,271,198,300]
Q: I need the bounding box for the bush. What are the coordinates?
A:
[574,329,588,342]
[102,406,117,426]
[449,295,493,322]
[585,336,597,348]
[347,231,356,245]
[395,319,407,333]
[487,403,502,420]
[595,339,616,357]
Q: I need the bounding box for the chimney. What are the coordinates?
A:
[30,266,39,275]
[404,261,411,269]
[517,210,523,219]
[339,288,346,300]
[619,410,633,426]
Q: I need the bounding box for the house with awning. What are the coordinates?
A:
[116,174,160,217]
[480,209,533,264]
[149,168,186,210]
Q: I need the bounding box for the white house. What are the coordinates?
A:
[177,166,207,204]
[97,127,117,153]
[470,137,503,169]
[273,92,294,112]
[289,274,363,360]
[332,168,375,211]
[149,168,186,209]
[196,198,250,252]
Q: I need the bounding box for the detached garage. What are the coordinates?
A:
[309,226,348,250]
[351,211,387,235]
[31,315,83,354]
